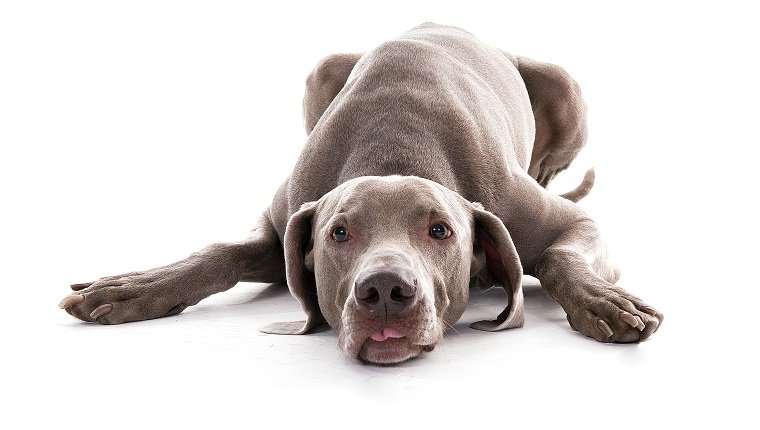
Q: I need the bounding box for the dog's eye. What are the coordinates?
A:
[429,224,450,240]
[332,226,349,242]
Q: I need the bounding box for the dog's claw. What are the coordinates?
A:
[59,295,84,309]
[70,282,92,291]
[641,305,659,317]
[597,319,614,338]
[90,303,113,319]
[634,315,645,331]
[620,312,645,331]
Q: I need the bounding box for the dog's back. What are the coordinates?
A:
[291,23,535,208]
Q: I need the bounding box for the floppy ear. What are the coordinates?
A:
[260,201,325,335]
[468,204,525,331]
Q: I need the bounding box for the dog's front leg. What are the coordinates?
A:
[533,219,663,342]
[59,212,285,324]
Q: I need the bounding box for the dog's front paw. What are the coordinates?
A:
[59,270,191,324]
[565,285,663,343]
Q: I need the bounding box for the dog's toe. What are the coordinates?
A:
[566,286,663,343]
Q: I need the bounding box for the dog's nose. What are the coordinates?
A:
[355,270,417,317]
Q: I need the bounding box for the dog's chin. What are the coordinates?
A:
[357,337,428,364]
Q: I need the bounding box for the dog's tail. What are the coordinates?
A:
[559,168,595,202]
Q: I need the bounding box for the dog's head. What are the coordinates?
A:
[262,176,523,364]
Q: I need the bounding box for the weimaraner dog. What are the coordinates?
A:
[60,23,662,364]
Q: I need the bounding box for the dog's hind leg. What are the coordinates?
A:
[303,53,363,134]
[515,55,592,200]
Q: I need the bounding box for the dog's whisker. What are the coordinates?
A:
[441,318,462,336]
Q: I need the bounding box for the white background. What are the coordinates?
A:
[1,1,758,428]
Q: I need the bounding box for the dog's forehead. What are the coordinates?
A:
[332,176,454,214]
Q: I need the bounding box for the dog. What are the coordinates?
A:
[59,23,663,364]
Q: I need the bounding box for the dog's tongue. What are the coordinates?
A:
[370,327,405,342]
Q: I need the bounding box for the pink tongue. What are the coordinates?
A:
[370,327,405,342]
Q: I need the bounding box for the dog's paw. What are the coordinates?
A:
[565,285,663,343]
[59,271,189,324]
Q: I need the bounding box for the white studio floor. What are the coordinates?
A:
[21,268,751,428]
[2,1,758,428]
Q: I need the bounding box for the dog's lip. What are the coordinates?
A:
[352,325,438,363]
[359,336,419,364]
[369,327,405,342]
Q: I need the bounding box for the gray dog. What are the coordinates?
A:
[59,23,662,364]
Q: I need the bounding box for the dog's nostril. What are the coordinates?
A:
[363,287,380,304]
[390,286,404,302]
[390,285,414,302]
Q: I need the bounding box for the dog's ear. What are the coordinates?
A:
[260,201,325,335]
[468,203,525,331]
